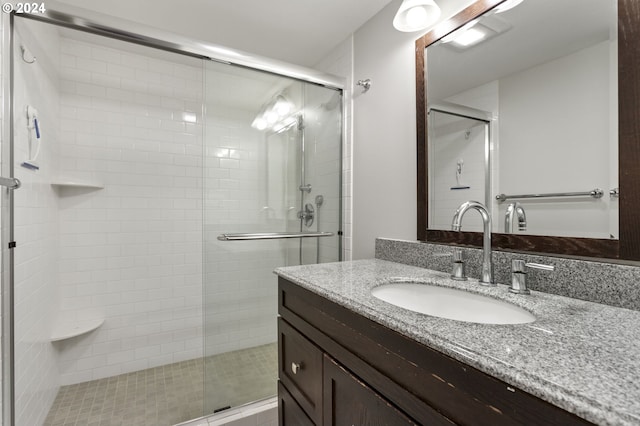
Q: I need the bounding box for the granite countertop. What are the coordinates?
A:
[275,259,640,426]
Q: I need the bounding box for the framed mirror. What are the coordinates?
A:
[416,0,640,260]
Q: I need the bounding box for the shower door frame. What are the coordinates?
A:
[1,11,16,426]
[0,4,344,425]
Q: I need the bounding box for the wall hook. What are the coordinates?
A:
[21,45,36,64]
[357,78,371,92]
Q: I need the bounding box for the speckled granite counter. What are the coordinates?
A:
[275,259,640,426]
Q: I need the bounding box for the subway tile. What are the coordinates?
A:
[76,57,108,74]
[91,46,122,64]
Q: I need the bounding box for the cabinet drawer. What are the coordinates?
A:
[278,318,323,424]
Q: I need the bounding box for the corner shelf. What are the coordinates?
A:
[51,180,104,190]
[50,318,105,342]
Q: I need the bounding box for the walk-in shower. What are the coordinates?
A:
[0,5,342,425]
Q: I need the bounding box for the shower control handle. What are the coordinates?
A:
[297,203,315,227]
[0,176,21,189]
[291,362,302,375]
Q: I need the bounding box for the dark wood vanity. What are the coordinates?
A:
[277,276,592,425]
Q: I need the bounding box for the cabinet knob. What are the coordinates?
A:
[291,362,302,375]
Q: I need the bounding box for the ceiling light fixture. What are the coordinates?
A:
[393,0,441,32]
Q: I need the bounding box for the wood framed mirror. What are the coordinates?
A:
[416,0,640,261]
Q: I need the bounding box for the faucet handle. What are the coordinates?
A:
[450,249,468,281]
[510,260,555,294]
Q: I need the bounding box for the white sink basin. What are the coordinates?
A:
[371,282,536,325]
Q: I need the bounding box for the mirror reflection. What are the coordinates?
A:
[426,0,618,239]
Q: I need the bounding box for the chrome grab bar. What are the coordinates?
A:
[0,177,21,189]
[217,231,334,241]
[496,188,604,202]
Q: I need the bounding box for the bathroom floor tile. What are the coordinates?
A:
[43,343,277,426]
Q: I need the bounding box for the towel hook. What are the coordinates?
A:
[21,45,36,64]
[357,78,371,92]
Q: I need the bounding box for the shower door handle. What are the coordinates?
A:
[0,177,20,189]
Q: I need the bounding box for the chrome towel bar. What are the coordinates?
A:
[217,231,334,241]
[496,188,604,202]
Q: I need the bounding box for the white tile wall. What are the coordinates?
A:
[202,62,344,356]
[202,80,283,355]
[430,112,487,232]
[55,36,204,385]
[314,36,353,261]
[300,84,343,264]
[12,19,62,426]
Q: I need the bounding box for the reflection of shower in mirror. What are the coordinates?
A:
[452,158,470,190]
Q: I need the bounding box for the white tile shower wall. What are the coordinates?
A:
[443,81,500,232]
[301,85,343,264]
[12,20,62,426]
[430,113,486,232]
[56,37,204,385]
[203,105,282,356]
[315,36,352,261]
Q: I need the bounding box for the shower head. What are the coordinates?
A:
[315,195,324,207]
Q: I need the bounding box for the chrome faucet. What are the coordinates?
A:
[505,202,527,233]
[451,201,494,286]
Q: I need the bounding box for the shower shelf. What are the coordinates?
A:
[51,180,104,190]
[50,318,105,342]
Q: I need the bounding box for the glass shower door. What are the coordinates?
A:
[202,61,342,414]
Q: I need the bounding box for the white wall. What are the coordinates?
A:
[498,41,613,238]
[351,3,419,259]
[351,0,475,259]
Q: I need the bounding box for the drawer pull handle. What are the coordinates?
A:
[291,362,302,375]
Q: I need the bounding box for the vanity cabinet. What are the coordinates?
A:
[277,276,593,426]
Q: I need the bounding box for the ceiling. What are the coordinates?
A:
[55,0,396,67]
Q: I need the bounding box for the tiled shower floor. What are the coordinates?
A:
[43,343,278,426]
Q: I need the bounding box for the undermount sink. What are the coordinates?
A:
[371,282,536,325]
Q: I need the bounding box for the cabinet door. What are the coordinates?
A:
[323,355,419,426]
[279,381,314,426]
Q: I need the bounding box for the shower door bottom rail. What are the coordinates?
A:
[217,231,334,241]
